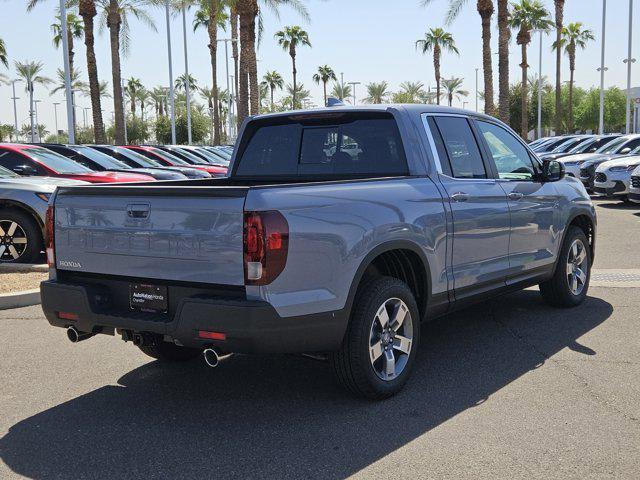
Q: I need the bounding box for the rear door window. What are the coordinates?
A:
[234,114,408,178]
[433,116,487,179]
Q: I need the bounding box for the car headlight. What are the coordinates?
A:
[609,165,630,172]
[35,192,51,202]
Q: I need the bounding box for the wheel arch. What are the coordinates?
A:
[0,200,44,229]
[344,241,432,322]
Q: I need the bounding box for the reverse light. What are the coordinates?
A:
[58,311,79,321]
[45,204,55,267]
[243,211,289,286]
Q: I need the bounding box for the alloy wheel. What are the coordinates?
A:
[0,220,28,262]
[368,297,414,381]
[566,239,588,296]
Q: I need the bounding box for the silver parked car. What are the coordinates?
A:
[0,166,86,263]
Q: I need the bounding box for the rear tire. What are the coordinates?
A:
[138,341,201,362]
[330,276,420,400]
[539,226,591,308]
[0,209,42,264]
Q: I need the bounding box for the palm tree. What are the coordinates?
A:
[312,65,337,106]
[553,0,565,133]
[364,81,390,104]
[52,67,88,136]
[14,60,52,142]
[261,70,284,111]
[330,82,352,102]
[236,0,309,124]
[441,77,469,106]
[101,0,157,144]
[51,13,83,76]
[150,86,167,117]
[199,85,215,141]
[0,38,7,68]
[283,82,310,110]
[125,77,143,116]
[416,28,458,105]
[275,26,311,110]
[136,87,150,122]
[498,0,510,122]
[392,81,429,103]
[510,0,552,139]
[421,0,495,115]
[175,73,198,93]
[553,22,593,132]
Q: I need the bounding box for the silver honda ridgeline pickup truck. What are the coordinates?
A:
[41,106,596,399]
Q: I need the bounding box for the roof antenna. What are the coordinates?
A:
[326,97,345,107]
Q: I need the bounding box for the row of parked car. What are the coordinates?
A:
[529,133,640,203]
[0,143,232,263]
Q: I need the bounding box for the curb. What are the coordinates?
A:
[0,263,48,273]
[0,289,41,310]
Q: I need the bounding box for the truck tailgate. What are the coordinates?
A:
[53,186,247,285]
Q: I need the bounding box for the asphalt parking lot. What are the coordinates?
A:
[0,198,638,479]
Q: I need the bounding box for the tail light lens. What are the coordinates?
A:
[243,211,288,285]
[45,204,55,267]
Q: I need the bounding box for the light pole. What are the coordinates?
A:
[341,72,345,100]
[624,0,635,133]
[208,106,214,144]
[58,0,75,143]
[121,77,128,145]
[165,0,176,144]
[180,1,192,144]
[598,0,608,134]
[531,28,544,139]
[475,68,479,112]
[11,80,20,141]
[348,81,361,106]
[34,100,41,139]
[218,38,237,144]
[53,102,60,141]
[463,101,468,110]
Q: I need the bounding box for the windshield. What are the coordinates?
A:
[167,147,209,164]
[116,148,162,167]
[0,165,19,178]
[596,137,627,154]
[26,147,91,174]
[148,148,189,165]
[71,146,130,169]
[568,138,596,154]
[191,147,230,166]
[551,138,584,153]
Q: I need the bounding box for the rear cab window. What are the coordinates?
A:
[233,112,409,179]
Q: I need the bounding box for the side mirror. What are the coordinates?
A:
[542,159,565,182]
[13,165,37,176]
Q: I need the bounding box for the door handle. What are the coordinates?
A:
[451,192,469,202]
[508,192,524,201]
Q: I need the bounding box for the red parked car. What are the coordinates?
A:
[0,144,155,183]
[125,145,227,176]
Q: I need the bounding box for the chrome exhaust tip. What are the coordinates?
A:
[66,326,94,343]
[203,348,220,368]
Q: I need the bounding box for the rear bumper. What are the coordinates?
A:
[40,280,348,354]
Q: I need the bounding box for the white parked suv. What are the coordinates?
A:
[593,155,640,201]
[629,165,640,203]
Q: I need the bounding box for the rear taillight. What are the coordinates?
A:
[243,211,289,285]
[45,204,55,267]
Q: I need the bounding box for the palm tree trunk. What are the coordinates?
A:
[80,0,106,143]
[323,81,327,106]
[434,45,441,105]
[29,83,35,142]
[520,39,528,139]
[568,42,576,132]
[207,0,221,144]
[497,0,510,123]
[231,6,239,101]
[554,0,565,134]
[237,0,251,126]
[270,85,274,111]
[291,50,297,108]
[107,0,124,144]
[247,1,259,116]
[479,2,495,115]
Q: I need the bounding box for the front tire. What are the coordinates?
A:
[539,226,591,308]
[330,276,420,399]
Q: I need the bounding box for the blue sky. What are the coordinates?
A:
[1,0,638,134]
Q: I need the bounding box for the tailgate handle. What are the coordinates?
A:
[127,203,150,219]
